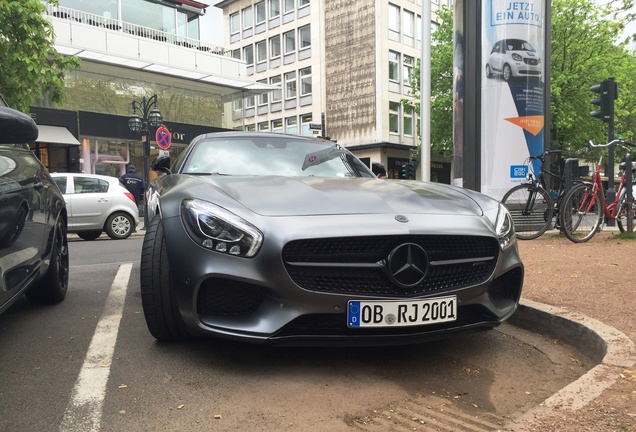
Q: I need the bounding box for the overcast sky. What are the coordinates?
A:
[200,6,224,46]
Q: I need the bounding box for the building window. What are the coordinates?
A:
[269,0,280,18]
[272,119,283,133]
[389,51,399,82]
[245,95,255,108]
[389,4,400,33]
[300,114,313,136]
[232,49,241,59]
[300,67,312,96]
[284,0,295,13]
[403,10,414,38]
[284,30,295,54]
[256,40,267,64]
[285,71,297,99]
[242,6,253,30]
[416,15,421,41]
[299,0,310,7]
[258,121,269,131]
[233,97,243,112]
[298,25,311,49]
[244,45,254,66]
[245,124,256,131]
[403,55,413,86]
[270,75,282,102]
[286,116,298,134]
[230,13,240,34]
[255,1,266,24]
[389,101,400,134]
[404,106,414,136]
[270,35,281,58]
[257,79,269,105]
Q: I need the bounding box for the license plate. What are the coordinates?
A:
[347,296,457,328]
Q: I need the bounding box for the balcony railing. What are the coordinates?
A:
[44,4,230,56]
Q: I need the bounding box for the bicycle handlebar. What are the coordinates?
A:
[528,149,562,161]
[587,139,636,150]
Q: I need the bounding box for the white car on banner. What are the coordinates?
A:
[485,39,542,81]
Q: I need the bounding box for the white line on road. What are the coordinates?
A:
[59,264,132,432]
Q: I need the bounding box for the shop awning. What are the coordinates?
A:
[36,125,81,146]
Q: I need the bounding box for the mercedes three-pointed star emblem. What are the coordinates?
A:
[386,243,429,288]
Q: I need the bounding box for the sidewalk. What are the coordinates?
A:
[504,231,636,431]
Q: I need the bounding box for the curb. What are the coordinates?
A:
[504,298,636,430]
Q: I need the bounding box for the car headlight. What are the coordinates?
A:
[496,204,515,251]
[511,53,523,61]
[181,199,263,258]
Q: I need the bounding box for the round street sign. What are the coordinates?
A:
[155,126,171,149]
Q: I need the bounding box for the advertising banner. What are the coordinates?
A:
[480,0,546,200]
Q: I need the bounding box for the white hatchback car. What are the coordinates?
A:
[51,173,139,240]
[486,39,541,81]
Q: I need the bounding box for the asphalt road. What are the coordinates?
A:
[0,237,595,432]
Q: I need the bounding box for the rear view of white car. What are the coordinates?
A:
[51,173,139,240]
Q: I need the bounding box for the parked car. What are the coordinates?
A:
[140,132,524,345]
[485,39,541,81]
[50,173,140,240]
[0,105,69,315]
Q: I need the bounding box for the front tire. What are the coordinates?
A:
[78,230,102,241]
[105,212,134,240]
[616,183,636,233]
[500,184,552,240]
[561,183,603,243]
[26,217,69,304]
[140,216,191,341]
[503,64,512,81]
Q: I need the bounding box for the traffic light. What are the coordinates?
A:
[590,78,618,123]
[401,162,411,179]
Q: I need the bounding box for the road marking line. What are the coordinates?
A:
[59,264,132,432]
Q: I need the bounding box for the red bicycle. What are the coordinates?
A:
[560,139,636,243]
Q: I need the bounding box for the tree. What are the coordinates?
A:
[0,0,80,112]
[550,0,636,155]
[402,7,454,160]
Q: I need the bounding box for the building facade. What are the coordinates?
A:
[215,0,453,180]
[32,0,270,181]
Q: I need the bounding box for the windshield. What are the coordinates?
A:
[180,135,374,178]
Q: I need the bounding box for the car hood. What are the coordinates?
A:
[175,176,486,217]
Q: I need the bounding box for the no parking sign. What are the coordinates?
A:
[155,126,171,149]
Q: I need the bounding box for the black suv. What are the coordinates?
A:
[0,99,69,314]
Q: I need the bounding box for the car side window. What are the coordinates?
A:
[54,177,67,193]
[74,177,108,194]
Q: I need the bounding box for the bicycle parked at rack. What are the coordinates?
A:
[560,139,636,243]
[500,149,565,240]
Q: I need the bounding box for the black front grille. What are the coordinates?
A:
[488,267,523,306]
[197,278,264,316]
[524,58,539,65]
[282,235,499,297]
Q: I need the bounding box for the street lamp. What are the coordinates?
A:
[128,94,162,228]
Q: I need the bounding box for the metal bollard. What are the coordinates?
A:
[626,153,633,233]
[563,158,579,196]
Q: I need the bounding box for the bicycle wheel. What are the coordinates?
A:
[561,183,604,243]
[500,184,553,240]
[616,182,636,233]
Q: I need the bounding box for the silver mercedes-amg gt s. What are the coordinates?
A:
[141,132,523,346]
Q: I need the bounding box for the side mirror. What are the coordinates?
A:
[0,106,39,144]
[151,154,171,175]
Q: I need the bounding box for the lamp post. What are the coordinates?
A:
[128,94,162,228]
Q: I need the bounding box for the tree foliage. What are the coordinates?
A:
[403,1,636,162]
[402,7,454,159]
[0,0,80,112]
